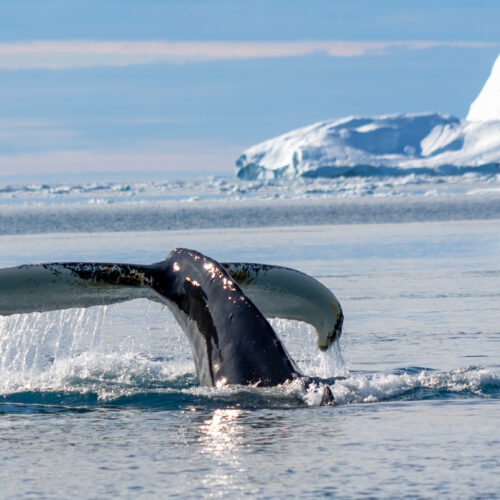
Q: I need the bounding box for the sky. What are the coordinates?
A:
[0,0,499,180]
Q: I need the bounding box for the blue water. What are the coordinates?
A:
[0,175,499,498]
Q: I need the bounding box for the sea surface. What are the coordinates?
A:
[0,173,499,499]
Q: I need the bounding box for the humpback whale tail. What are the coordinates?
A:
[0,248,342,391]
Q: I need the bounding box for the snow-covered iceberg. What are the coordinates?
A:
[467,53,500,121]
[236,55,500,180]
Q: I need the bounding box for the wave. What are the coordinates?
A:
[329,366,499,404]
[1,310,498,413]
[1,351,497,414]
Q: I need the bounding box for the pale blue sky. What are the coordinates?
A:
[0,0,499,179]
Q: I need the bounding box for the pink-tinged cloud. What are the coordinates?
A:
[0,40,495,69]
[0,142,244,176]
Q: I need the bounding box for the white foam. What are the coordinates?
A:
[329,366,497,405]
[0,308,497,406]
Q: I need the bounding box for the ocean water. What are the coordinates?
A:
[0,173,499,499]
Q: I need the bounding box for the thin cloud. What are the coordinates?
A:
[0,120,79,149]
[0,141,244,176]
[0,40,496,69]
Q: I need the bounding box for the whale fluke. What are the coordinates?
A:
[222,262,343,350]
[0,248,342,390]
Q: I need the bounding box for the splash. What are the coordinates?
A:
[0,308,107,393]
[329,366,499,405]
[270,318,348,379]
[0,310,498,409]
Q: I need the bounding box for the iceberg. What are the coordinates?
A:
[467,54,500,121]
[236,55,500,180]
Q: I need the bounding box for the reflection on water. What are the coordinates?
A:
[198,408,247,495]
[199,408,243,457]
